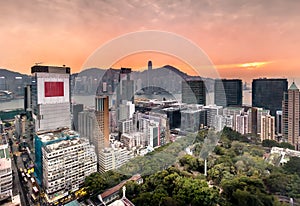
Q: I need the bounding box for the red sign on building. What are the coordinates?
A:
[44,82,64,97]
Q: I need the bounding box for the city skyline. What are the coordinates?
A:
[0,0,300,83]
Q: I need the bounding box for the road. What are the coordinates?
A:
[8,128,36,206]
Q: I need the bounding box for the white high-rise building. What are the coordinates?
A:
[256,108,270,135]
[119,119,134,134]
[222,107,243,130]
[235,114,249,135]
[42,136,97,200]
[214,115,233,132]
[30,65,72,132]
[204,105,223,127]
[118,101,135,121]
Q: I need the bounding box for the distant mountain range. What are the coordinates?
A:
[0,68,30,79]
[0,65,214,96]
[0,69,31,95]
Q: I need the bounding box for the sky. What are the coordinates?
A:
[0,0,300,83]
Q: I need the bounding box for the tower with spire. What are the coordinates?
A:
[282,82,300,150]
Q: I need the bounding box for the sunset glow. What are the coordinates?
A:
[0,0,300,83]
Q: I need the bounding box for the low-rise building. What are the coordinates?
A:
[98,144,133,173]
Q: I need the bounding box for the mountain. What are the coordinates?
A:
[0,69,31,95]
[0,68,29,79]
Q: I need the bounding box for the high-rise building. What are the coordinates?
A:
[118,101,135,121]
[0,141,12,201]
[223,107,244,130]
[182,79,206,105]
[95,95,110,151]
[115,68,134,124]
[119,119,134,134]
[78,109,96,143]
[163,107,181,129]
[148,61,152,71]
[30,65,72,131]
[117,68,134,104]
[252,78,288,116]
[235,113,249,135]
[256,108,270,135]
[276,111,283,136]
[214,79,242,107]
[214,115,233,132]
[260,114,275,141]
[204,105,223,127]
[282,82,300,150]
[72,103,83,131]
[35,130,97,201]
[180,109,201,132]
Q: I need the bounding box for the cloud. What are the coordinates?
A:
[0,0,299,75]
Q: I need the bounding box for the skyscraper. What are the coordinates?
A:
[72,103,83,131]
[117,68,134,104]
[276,111,283,136]
[282,82,300,150]
[252,78,288,116]
[214,79,242,107]
[95,95,110,150]
[182,78,206,105]
[30,65,72,131]
[148,60,152,71]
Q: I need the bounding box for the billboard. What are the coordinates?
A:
[36,73,70,104]
[44,82,64,97]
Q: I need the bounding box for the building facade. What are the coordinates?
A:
[182,79,206,105]
[252,78,288,116]
[260,114,275,141]
[214,79,242,107]
[30,65,72,132]
[282,82,300,150]
[98,146,133,173]
[0,143,12,201]
[34,129,97,201]
[42,137,97,200]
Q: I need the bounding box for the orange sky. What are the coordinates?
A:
[0,0,300,83]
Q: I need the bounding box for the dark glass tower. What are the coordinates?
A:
[214,79,242,107]
[182,78,206,105]
[252,78,288,116]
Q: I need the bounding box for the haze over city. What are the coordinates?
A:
[1,0,300,83]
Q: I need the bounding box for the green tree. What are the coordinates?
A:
[173,177,220,206]
[283,156,300,176]
[221,176,275,206]
[262,139,278,148]
[84,172,107,194]
[279,142,295,150]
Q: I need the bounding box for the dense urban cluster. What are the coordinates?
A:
[0,63,299,206]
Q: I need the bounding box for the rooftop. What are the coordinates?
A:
[45,137,88,152]
[101,175,142,200]
[0,144,11,170]
[289,82,299,90]
[37,128,79,143]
